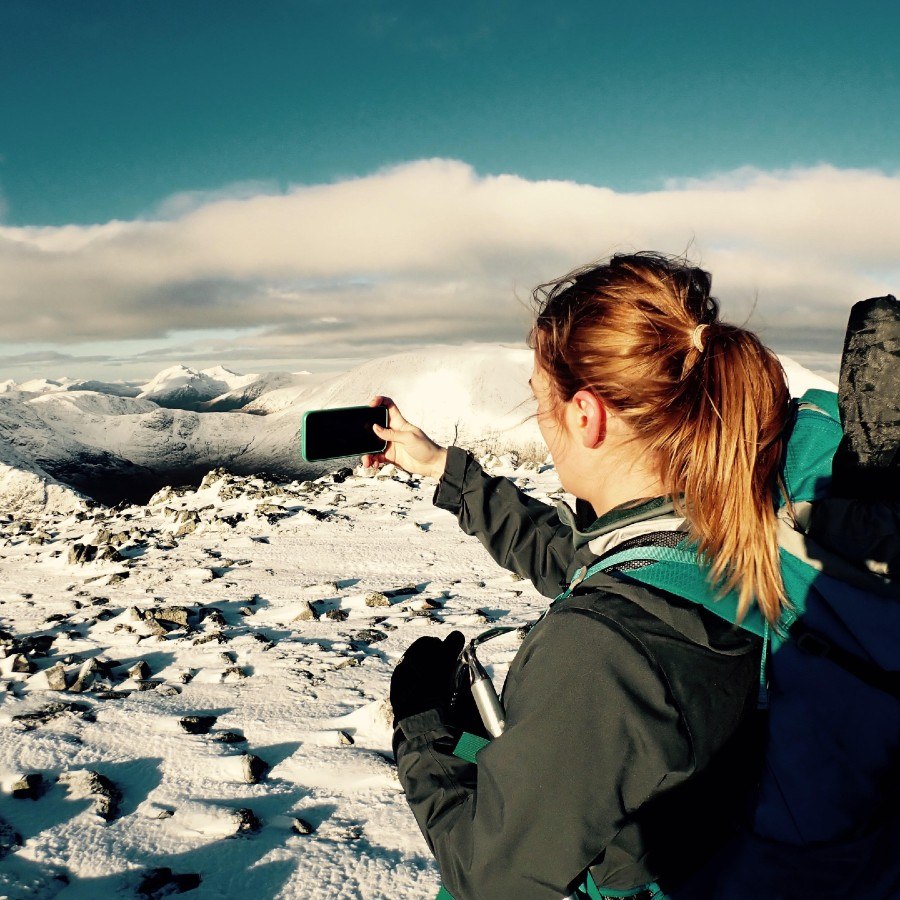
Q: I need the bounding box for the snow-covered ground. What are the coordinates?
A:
[0,347,835,899]
[0,458,557,900]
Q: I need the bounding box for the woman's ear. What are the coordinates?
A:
[570,389,606,448]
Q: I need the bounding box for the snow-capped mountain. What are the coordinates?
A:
[0,346,835,511]
[200,372,306,413]
[138,365,260,410]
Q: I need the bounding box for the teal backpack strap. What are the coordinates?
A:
[452,731,491,764]
[782,389,841,504]
[575,871,667,899]
[590,543,769,639]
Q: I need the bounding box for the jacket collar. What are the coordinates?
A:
[556,495,681,550]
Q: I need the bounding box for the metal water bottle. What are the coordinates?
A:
[463,645,506,738]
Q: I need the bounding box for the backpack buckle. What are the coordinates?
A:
[795,630,831,658]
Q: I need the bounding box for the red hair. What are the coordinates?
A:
[530,253,791,622]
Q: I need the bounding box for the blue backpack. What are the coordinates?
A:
[586,387,900,898]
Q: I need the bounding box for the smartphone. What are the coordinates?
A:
[301,405,389,463]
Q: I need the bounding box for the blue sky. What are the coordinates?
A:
[0,1,898,379]
[3,0,898,226]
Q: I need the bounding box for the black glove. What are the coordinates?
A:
[390,631,465,724]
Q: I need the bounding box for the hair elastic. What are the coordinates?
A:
[691,324,708,352]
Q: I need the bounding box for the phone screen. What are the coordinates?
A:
[301,405,389,462]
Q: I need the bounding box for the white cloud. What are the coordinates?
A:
[1,159,897,357]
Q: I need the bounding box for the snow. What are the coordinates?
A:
[0,460,554,898]
[138,366,260,410]
[0,346,835,897]
[778,355,840,396]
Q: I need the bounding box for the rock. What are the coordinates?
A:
[214,731,246,744]
[58,770,122,821]
[199,607,227,627]
[364,591,391,607]
[338,730,355,746]
[107,572,130,585]
[241,754,269,784]
[256,503,289,521]
[291,601,318,622]
[326,608,349,622]
[291,817,315,835]
[217,513,245,528]
[232,807,262,834]
[222,666,247,682]
[154,684,181,697]
[137,867,202,898]
[384,582,426,598]
[152,606,192,627]
[12,702,94,731]
[128,660,151,681]
[0,817,22,860]
[193,631,226,646]
[68,543,98,565]
[179,715,217,735]
[331,467,353,484]
[1,653,35,676]
[175,511,200,537]
[70,658,100,693]
[351,629,387,646]
[251,633,275,651]
[238,606,254,617]
[11,773,44,800]
[30,662,68,691]
[97,545,125,563]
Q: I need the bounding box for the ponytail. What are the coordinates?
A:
[531,253,791,621]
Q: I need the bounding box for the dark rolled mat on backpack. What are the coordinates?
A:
[831,294,900,500]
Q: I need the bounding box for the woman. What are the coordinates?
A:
[362,253,790,899]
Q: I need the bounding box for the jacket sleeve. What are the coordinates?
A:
[394,605,692,900]
[433,446,575,598]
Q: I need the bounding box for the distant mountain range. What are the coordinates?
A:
[0,346,833,512]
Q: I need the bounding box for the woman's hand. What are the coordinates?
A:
[390,631,465,724]
[361,395,448,481]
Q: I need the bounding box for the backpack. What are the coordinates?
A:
[576,296,900,898]
[443,297,899,900]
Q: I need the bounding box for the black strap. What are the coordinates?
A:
[788,620,900,701]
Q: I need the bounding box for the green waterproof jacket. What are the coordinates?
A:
[394,447,764,900]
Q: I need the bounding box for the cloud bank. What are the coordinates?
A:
[1,160,898,368]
